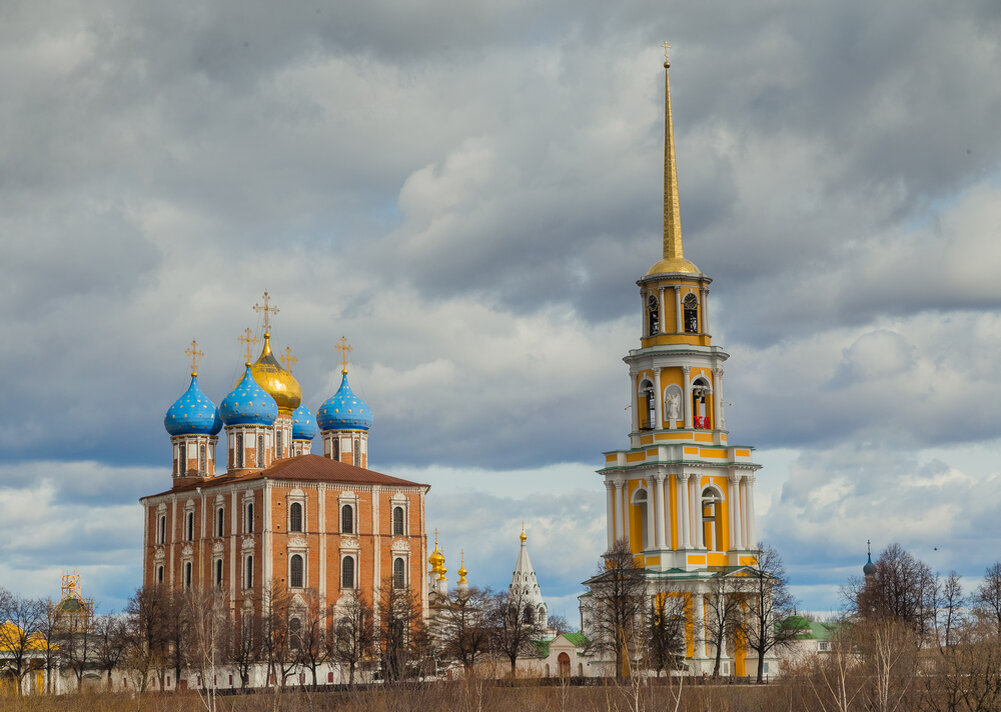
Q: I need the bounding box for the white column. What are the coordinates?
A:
[641,291,648,336]
[658,286,666,334]
[621,480,631,547]
[678,473,690,549]
[653,368,662,430]
[700,286,710,335]
[692,591,705,658]
[605,481,615,549]
[683,366,692,429]
[674,286,682,334]
[728,474,739,552]
[714,367,725,429]
[318,486,327,608]
[746,475,757,549]
[692,477,704,549]
[263,484,272,591]
[630,374,639,433]
[740,477,749,549]
[614,480,625,542]
[654,473,667,549]
[645,480,656,550]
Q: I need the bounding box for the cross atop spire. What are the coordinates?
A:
[253,291,280,334]
[661,40,671,65]
[185,339,204,376]
[335,336,353,375]
[867,539,871,557]
[280,346,298,373]
[238,328,259,366]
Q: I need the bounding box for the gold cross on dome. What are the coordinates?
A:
[335,335,353,374]
[280,346,298,372]
[185,339,204,376]
[253,291,280,333]
[661,41,671,62]
[238,328,259,364]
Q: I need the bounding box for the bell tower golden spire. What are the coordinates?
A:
[647,43,701,277]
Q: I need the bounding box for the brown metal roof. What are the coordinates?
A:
[144,454,428,499]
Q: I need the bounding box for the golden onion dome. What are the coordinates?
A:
[247,332,302,413]
[457,551,468,583]
[429,542,445,572]
[645,256,702,277]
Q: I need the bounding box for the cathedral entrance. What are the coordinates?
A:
[558,652,571,678]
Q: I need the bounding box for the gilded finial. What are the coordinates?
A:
[661,40,671,66]
[662,43,682,262]
[335,336,353,375]
[253,291,280,335]
[280,346,298,373]
[520,522,527,543]
[457,550,468,583]
[185,339,204,377]
[238,328,258,367]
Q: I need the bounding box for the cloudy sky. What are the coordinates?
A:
[3,0,1001,619]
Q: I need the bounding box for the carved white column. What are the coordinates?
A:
[674,286,682,334]
[621,480,631,547]
[713,367,725,429]
[700,286,710,335]
[683,366,692,429]
[614,480,625,542]
[728,473,739,552]
[692,591,705,658]
[746,475,757,549]
[653,368,662,430]
[658,286,666,334]
[630,374,639,433]
[654,473,666,549]
[643,480,655,550]
[605,481,615,549]
[678,473,690,549]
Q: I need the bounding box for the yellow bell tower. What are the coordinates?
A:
[599,47,761,573]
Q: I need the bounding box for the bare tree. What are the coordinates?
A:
[741,544,799,683]
[295,589,328,686]
[228,607,259,690]
[975,562,1001,636]
[330,595,374,686]
[162,589,188,691]
[704,571,741,678]
[581,540,647,680]
[93,613,128,690]
[183,589,230,712]
[0,592,45,695]
[437,586,493,673]
[260,581,296,690]
[37,598,62,693]
[852,618,919,712]
[644,589,686,677]
[934,571,964,650]
[124,586,169,706]
[378,578,423,682]
[488,586,545,678]
[849,543,936,639]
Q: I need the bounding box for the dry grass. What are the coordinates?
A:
[0,680,792,712]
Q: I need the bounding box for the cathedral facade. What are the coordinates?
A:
[141,309,429,622]
[587,51,765,677]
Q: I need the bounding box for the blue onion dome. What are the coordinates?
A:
[863,553,876,577]
[164,373,223,436]
[291,403,317,441]
[317,371,373,432]
[220,365,279,426]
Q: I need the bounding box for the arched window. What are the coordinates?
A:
[156,565,164,584]
[392,557,406,589]
[215,558,223,588]
[257,434,264,468]
[158,515,166,544]
[245,555,254,589]
[341,504,354,534]
[245,502,255,534]
[184,562,192,588]
[185,511,194,541]
[216,507,225,537]
[701,487,724,551]
[647,294,660,336]
[289,502,303,532]
[392,506,404,536]
[538,604,546,623]
[633,488,649,548]
[683,293,699,334]
[290,554,304,588]
[332,438,340,461]
[639,381,655,430]
[289,617,302,650]
[523,604,534,623]
[236,433,244,468]
[341,556,355,589]
[691,378,711,429]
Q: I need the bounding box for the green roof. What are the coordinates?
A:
[530,633,591,658]
[562,632,589,647]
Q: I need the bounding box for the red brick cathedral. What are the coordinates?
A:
[141,295,429,620]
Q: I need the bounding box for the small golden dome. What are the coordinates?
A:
[645,256,702,277]
[429,542,445,573]
[248,332,302,413]
[519,526,527,543]
[457,551,468,583]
